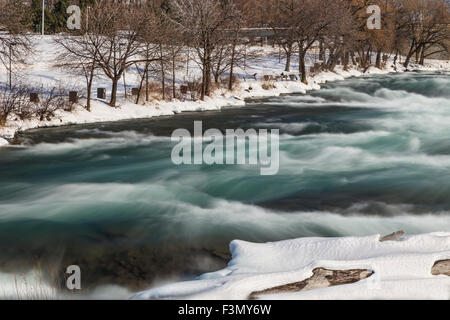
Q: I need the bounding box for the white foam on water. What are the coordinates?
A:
[1,179,449,240]
[255,122,320,133]
[19,130,170,154]
[409,137,421,152]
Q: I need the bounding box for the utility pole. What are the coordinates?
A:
[86,6,90,32]
[41,0,45,35]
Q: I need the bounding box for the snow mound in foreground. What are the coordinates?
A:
[133,232,450,300]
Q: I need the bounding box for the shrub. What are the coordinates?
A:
[187,81,202,101]
[33,86,67,121]
[0,85,32,126]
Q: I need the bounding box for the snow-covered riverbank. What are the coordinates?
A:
[1,36,449,144]
[132,232,450,300]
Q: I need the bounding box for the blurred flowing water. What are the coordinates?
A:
[0,71,449,293]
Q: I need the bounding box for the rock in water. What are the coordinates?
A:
[432,260,450,276]
[249,267,373,299]
[379,230,405,242]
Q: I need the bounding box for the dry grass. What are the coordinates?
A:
[0,260,67,300]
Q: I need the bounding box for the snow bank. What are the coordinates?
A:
[0,137,8,146]
[0,94,246,140]
[132,232,450,300]
[0,36,449,142]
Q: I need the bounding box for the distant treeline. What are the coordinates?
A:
[2,0,96,33]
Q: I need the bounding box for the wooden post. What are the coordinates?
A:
[30,93,39,103]
[69,91,78,103]
[97,88,106,99]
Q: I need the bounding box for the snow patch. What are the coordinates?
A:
[0,137,8,146]
[132,232,450,300]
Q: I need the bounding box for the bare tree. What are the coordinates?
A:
[168,0,237,100]
[292,0,349,83]
[0,0,33,89]
[262,0,298,72]
[401,0,449,67]
[54,32,101,111]
[134,2,160,103]
[86,1,159,107]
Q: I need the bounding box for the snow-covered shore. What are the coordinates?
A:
[132,232,450,300]
[0,36,449,144]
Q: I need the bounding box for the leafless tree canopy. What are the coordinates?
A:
[0,0,449,122]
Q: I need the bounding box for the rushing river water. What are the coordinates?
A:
[0,71,449,294]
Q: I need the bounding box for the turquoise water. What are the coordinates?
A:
[0,71,449,289]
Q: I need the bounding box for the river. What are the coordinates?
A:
[0,71,449,295]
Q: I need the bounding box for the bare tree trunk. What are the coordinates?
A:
[86,67,94,111]
[136,64,147,104]
[228,41,236,91]
[145,61,149,102]
[404,42,416,69]
[145,47,150,102]
[110,78,119,107]
[415,45,421,63]
[327,47,336,70]
[200,53,206,101]
[419,45,426,65]
[284,43,292,72]
[123,71,127,99]
[298,45,307,84]
[214,48,223,83]
[319,39,325,61]
[375,49,382,69]
[404,54,412,69]
[285,52,291,72]
[328,47,341,72]
[186,47,190,76]
[344,51,350,71]
[159,44,165,100]
[205,59,211,96]
[213,69,220,83]
[172,51,176,99]
[205,42,212,97]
